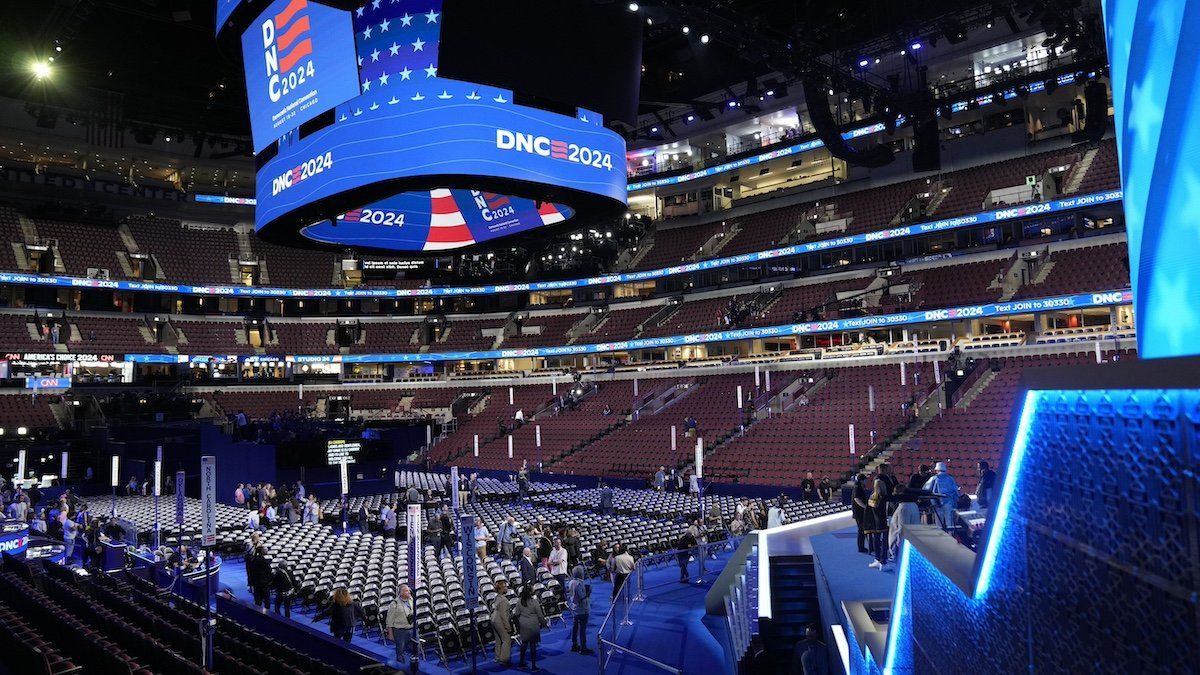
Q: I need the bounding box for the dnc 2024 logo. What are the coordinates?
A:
[259,0,316,104]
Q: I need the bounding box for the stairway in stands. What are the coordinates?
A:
[761,555,821,670]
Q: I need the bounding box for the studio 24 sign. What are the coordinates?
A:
[242,0,361,153]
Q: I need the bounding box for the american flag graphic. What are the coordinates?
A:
[275,0,314,72]
[424,188,475,250]
[342,0,509,120]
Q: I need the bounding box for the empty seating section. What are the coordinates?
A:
[0,393,58,430]
[750,278,864,326]
[33,219,126,277]
[1012,242,1129,299]
[1074,140,1120,194]
[718,203,809,257]
[210,389,319,419]
[503,313,586,349]
[0,314,49,351]
[705,363,935,486]
[356,322,424,353]
[431,384,556,462]
[472,381,634,469]
[827,178,926,235]
[631,221,724,271]
[890,353,1106,494]
[932,148,1080,218]
[124,215,238,285]
[908,257,1008,309]
[270,322,336,354]
[173,320,252,354]
[0,205,24,270]
[250,237,339,288]
[71,315,150,353]
[639,295,743,338]
[558,372,798,478]
[589,305,658,342]
[437,318,505,351]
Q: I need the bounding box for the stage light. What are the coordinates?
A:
[627,2,638,10]
[986,21,993,29]
[911,42,922,51]
[31,60,51,80]
[727,100,738,108]
[874,58,881,64]
[17,427,28,436]
[828,88,834,96]
[164,135,172,142]
[686,114,695,122]
[55,44,63,52]
[859,59,869,67]
[766,89,775,96]
[681,26,690,34]
[700,34,709,44]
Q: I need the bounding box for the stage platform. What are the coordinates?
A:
[810,527,899,674]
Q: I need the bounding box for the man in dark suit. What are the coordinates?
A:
[518,547,538,589]
[248,546,274,609]
[598,482,614,516]
[792,624,830,675]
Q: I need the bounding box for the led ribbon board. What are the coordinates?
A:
[228,0,626,253]
[120,288,1131,364]
[0,189,1123,299]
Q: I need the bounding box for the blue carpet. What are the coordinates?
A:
[219,548,735,675]
[808,528,897,603]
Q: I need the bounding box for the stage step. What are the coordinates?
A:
[761,555,822,671]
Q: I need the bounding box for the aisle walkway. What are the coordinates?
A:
[220,547,735,675]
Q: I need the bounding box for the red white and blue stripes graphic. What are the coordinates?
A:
[424,188,475,250]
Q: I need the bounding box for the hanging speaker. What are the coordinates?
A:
[802,80,894,169]
[1073,81,1109,143]
[911,93,941,173]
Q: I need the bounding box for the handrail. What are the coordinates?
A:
[596,536,743,674]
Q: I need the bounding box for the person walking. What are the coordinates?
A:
[248,546,273,608]
[567,565,593,654]
[676,529,697,583]
[491,579,513,665]
[513,583,546,672]
[314,588,365,642]
[385,584,416,663]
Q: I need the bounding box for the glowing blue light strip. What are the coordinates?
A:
[0,190,1123,300]
[975,389,1040,597]
[882,540,912,675]
[881,389,1041,674]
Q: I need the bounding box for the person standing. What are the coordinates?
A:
[513,583,546,672]
[548,538,569,589]
[976,461,996,512]
[385,584,416,663]
[768,496,787,528]
[791,624,830,675]
[851,474,870,554]
[498,515,518,559]
[302,495,320,524]
[61,513,80,563]
[817,477,834,503]
[381,501,397,540]
[567,565,593,654]
[598,482,614,516]
[314,588,365,642]
[653,466,665,491]
[491,579,513,666]
[562,527,582,570]
[273,561,297,617]
[923,462,960,530]
[438,506,456,559]
[868,474,892,570]
[474,518,492,563]
[611,545,635,599]
[249,546,273,608]
[800,472,817,502]
[518,547,538,590]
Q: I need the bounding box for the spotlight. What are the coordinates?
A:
[858,59,869,67]
[766,90,775,96]
[17,427,28,436]
[627,2,638,10]
[30,60,51,80]
[685,114,695,122]
[681,26,690,34]
[910,42,922,51]
[727,100,738,108]
[874,58,880,64]
[700,34,709,44]
[650,126,658,132]
[55,44,63,52]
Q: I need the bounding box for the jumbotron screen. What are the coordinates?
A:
[228,0,628,254]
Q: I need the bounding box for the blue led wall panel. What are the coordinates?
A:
[1102,0,1200,358]
[882,385,1200,675]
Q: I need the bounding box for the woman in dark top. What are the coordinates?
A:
[851,473,870,554]
[273,562,298,618]
[314,587,365,641]
[562,528,582,569]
